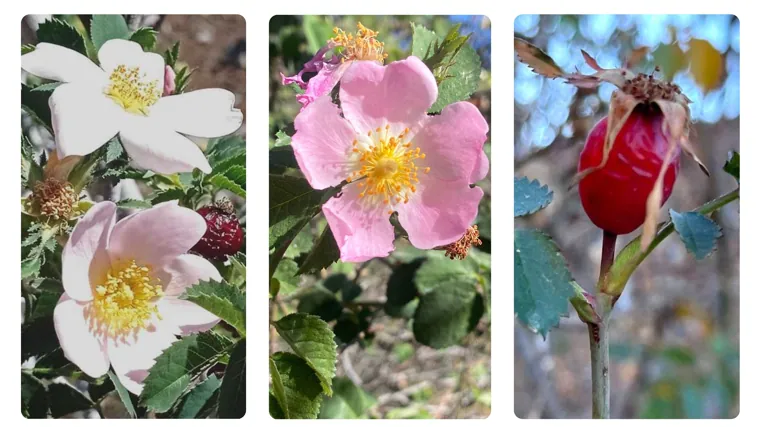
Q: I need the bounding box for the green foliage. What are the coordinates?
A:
[269,174,340,248]
[514,176,553,217]
[723,150,739,183]
[275,129,292,146]
[218,340,246,418]
[177,375,221,418]
[296,285,343,321]
[105,137,126,163]
[273,258,300,296]
[303,15,334,54]
[108,370,137,418]
[90,15,131,51]
[116,199,152,209]
[36,18,87,55]
[318,377,377,419]
[273,313,338,396]
[182,280,246,336]
[514,229,575,338]
[296,226,340,274]
[164,41,181,68]
[174,65,195,94]
[270,352,324,419]
[270,145,298,174]
[129,27,158,51]
[385,259,424,318]
[670,210,723,260]
[22,84,53,132]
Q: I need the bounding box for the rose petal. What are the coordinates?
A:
[22,42,106,84]
[150,88,243,138]
[470,150,490,183]
[397,177,483,249]
[53,294,109,378]
[118,115,212,174]
[160,254,222,297]
[107,202,206,269]
[291,96,358,189]
[322,184,395,262]
[296,62,351,110]
[49,83,122,158]
[157,298,219,335]
[339,57,437,135]
[98,39,164,87]
[106,321,177,395]
[413,101,489,183]
[62,201,117,302]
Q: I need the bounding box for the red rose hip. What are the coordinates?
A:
[578,105,681,235]
[192,199,244,261]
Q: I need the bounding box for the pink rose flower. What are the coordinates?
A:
[53,201,221,395]
[163,65,176,96]
[291,56,489,262]
[281,23,388,110]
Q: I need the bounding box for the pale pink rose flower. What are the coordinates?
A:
[291,56,489,262]
[54,201,221,395]
[21,40,243,174]
[162,65,176,96]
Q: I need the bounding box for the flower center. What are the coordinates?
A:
[347,125,430,213]
[90,260,163,337]
[332,22,388,63]
[30,177,78,222]
[105,65,161,115]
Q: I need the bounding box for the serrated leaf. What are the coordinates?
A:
[273,313,337,396]
[177,374,221,418]
[222,164,245,188]
[296,285,343,322]
[514,37,565,79]
[275,129,292,146]
[270,352,324,419]
[270,145,298,174]
[90,15,131,51]
[116,199,152,209]
[165,41,180,68]
[22,255,42,279]
[723,151,739,183]
[206,135,245,168]
[223,254,246,288]
[211,153,246,178]
[209,174,246,198]
[22,371,48,418]
[31,82,63,92]
[129,27,158,51]
[285,226,314,258]
[22,84,53,132]
[670,210,723,260]
[514,229,575,338]
[182,280,246,336]
[319,377,377,419]
[218,339,246,418]
[108,370,137,418]
[269,174,338,248]
[105,137,125,163]
[274,258,299,295]
[514,176,553,217]
[150,188,187,205]
[36,18,87,55]
[27,279,63,323]
[139,332,235,412]
[296,225,339,275]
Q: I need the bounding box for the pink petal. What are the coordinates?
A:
[339,57,437,135]
[280,42,339,90]
[157,298,219,335]
[107,202,206,270]
[106,322,177,395]
[397,177,483,249]
[291,96,358,189]
[160,254,222,297]
[413,101,489,183]
[296,62,350,110]
[162,65,176,96]
[322,184,395,262]
[53,294,109,378]
[62,201,117,302]
[471,150,490,183]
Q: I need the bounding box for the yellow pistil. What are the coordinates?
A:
[105,65,161,115]
[331,22,388,63]
[348,125,430,210]
[89,260,163,337]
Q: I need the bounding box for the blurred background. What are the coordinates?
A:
[270,16,491,419]
[514,15,739,418]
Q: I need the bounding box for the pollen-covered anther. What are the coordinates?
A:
[442,225,483,260]
[331,22,389,63]
[32,177,78,221]
[105,65,161,115]
[89,259,163,337]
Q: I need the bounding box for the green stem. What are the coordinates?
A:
[588,316,610,419]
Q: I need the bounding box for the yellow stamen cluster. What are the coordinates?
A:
[442,225,483,260]
[348,125,430,214]
[89,260,163,337]
[105,65,160,115]
[31,177,78,221]
[332,22,388,63]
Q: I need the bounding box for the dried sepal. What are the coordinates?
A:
[514,38,565,79]
[679,137,710,176]
[43,151,81,181]
[642,138,679,250]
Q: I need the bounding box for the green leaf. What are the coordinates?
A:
[296,286,343,322]
[275,129,292,146]
[273,258,299,295]
[182,280,246,336]
[177,374,221,418]
[670,210,723,260]
[36,18,87,55]
[108,370,137,418]
[270,352,324,419]
[514,229,575,338]
[105,137,125,163]
[22,371,48,418]
[116,199,152,209]
[323,273,362,302]
[31,82,63,92]
[218,339,246,418]
[164,41,180,68]
[223,254,247,288]
[514,176,553,217]
[90,15,131,51]
[47,382,94,418]
[140,331,235,412]
[209,174,246,198]
[269,174,338,248]
[206,135,246,169]
[22,84,53,132]
[150,188,187,205]
[302,15,334,54]
[285,226,315,258]
[222,164,246,188]
[319,377,377,419]
[270,145,298,174]
[296,225,340,275]
[385,259,424,318]
[723,150,739,183]
[129,27,158,51]
[211,153,246,178]
[27,279,63,323]
[22,44,36,54]
[21,255,42,279]
[273,313,338,396]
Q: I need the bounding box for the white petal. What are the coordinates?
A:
[53,295,109,378]
[106,322,177,395]
[151,89,243,137]
[98,39,164,86]
[161,254,222,297]
[21,43,106,84]
[49,83,122,158]
[158,298,220,335]
[62,201,117,302]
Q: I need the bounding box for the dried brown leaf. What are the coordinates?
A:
[514,38,565,79]
[679,138,710,176]
[581,49,603,71]
[642,139,679,250]
[625,46,649,69]
[44,151,81,181]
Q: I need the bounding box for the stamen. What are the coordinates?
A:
[105,65,160,115]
